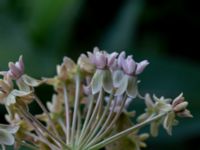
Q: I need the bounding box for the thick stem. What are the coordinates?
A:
[88,113,167,150]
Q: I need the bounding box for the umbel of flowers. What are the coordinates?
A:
[0,47,192,150]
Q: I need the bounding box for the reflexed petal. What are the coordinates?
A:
[0,129,15,145]
[163,112,176,135]
[11,90,32,97]
[126,76,138,98]
[0,124,19,134]
[150,120,161,137]
[16,78,31,92]
[144,94,154,109]
[102,70,113,93]
[21,75,42,87]
[91,70,104,94]
[115,75,128,96]
[113,70,124,88]
[5,94,16,106]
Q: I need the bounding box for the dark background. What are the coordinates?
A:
[0,0,199,150]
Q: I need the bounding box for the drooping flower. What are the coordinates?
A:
[114,52,149,98]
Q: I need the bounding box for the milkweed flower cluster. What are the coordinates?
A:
[0,47,192,150]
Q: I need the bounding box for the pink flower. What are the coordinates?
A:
[88,47,118,69]
[7,56,24,80]
[118,51,149,76]
[122,56,137,75]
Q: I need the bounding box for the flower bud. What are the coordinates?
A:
[173,101,188,112]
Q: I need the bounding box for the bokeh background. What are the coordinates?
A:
[0,0,199,150]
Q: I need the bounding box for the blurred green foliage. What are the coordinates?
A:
[0,0,199,150]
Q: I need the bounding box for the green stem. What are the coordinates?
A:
[78,95,94,143]
[88,113,167,150]
[34,95,61,140]
[16,140,38,150]
[85,94,127,148]
[77,89,104,147]
[17,108,60,150]
[17,106,70,150]
[81,91,114,148]
[1,145,6,150]
[64,84,71,145]
[71,73,81,146]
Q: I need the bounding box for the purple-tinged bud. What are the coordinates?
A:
[172,93,193,118]
[122,56,137,75]
[7,56,24,80]
[135,60,149,75]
